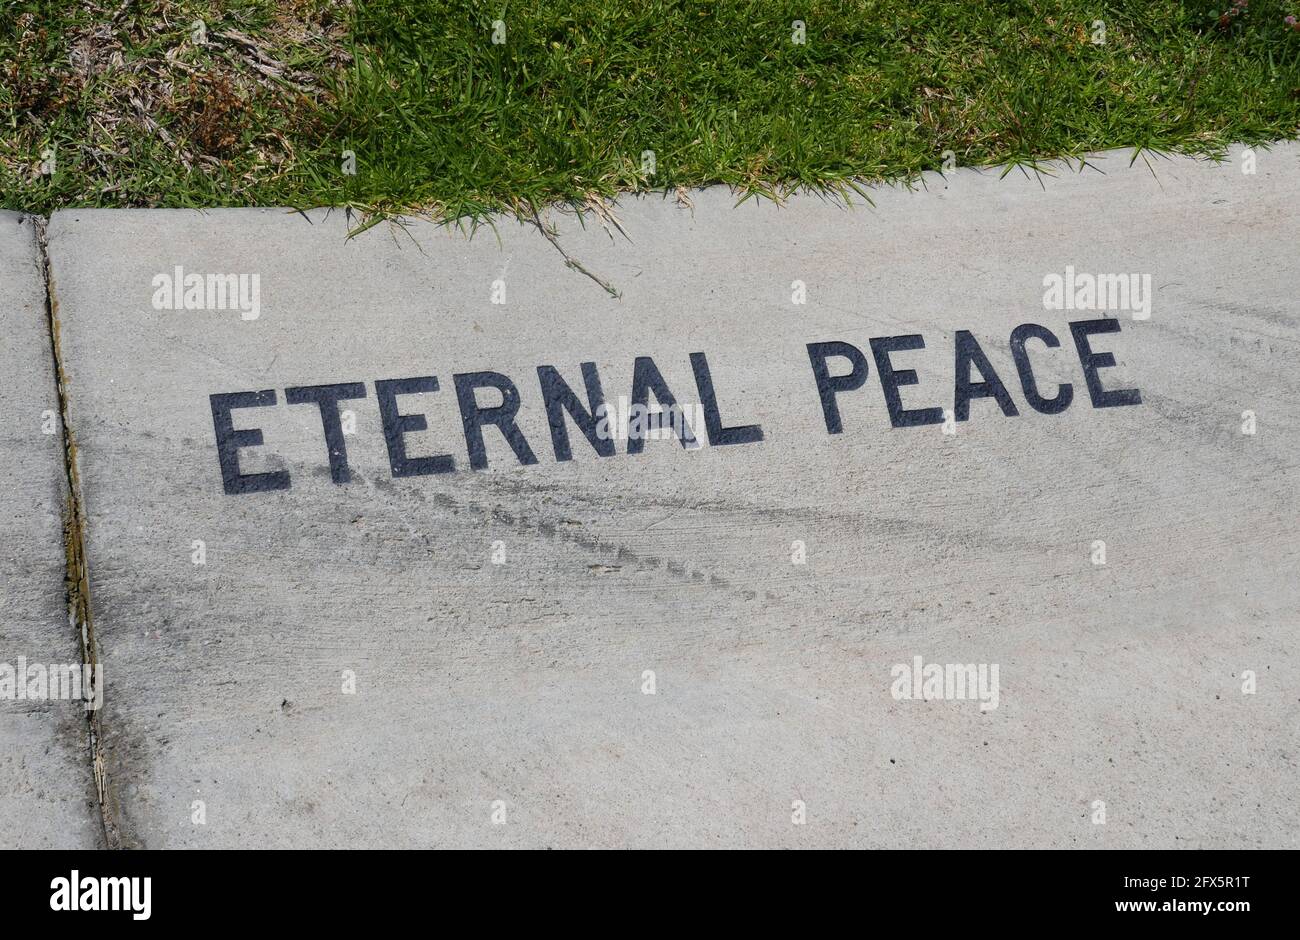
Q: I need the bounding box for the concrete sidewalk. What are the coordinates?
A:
[0,213,102,848]
[7,144,1299,848]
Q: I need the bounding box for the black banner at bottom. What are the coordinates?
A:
[0,849,1285,925]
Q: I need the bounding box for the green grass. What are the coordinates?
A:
[4,0,1300,219]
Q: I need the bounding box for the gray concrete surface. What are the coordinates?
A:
[45,144,1300,848]
[0,212,102,848]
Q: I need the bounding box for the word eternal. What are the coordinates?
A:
[209,318,1140,494]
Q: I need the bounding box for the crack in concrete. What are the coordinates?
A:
[31,215,120,849]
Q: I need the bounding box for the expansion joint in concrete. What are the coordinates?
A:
[31,215,120,850]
